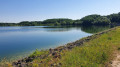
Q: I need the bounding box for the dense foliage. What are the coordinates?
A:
[0,12,120,26]
[42,18,74,25]
[0,23,18,26]
[80,15,111,25]
[107,12,120,24]
[18,21,42,26]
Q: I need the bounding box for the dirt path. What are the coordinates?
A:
[111,52,120,67]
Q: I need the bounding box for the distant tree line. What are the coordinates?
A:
[0,12,120,26]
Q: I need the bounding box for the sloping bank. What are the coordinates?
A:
[11,26,120,67]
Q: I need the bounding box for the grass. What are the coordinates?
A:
[29,49,49,58]
[59,27,120,67]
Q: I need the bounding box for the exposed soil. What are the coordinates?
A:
[111,51,120,67]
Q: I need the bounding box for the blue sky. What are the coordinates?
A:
[0,0,120,23]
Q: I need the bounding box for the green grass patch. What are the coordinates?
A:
[29,49,49,58]
[59,27,120,67]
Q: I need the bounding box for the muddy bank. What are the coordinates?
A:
[12,27,116,67]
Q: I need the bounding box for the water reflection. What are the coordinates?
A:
[81,25,112,34]
[0,25,112,33]
[0,25,112,61]
[42,25,112,33]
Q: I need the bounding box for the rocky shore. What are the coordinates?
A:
[12,27,116,67]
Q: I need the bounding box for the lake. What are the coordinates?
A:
[0,25,111,61]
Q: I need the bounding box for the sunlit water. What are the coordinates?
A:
[0,26,111,61]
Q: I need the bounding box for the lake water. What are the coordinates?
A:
[0,26,111,61]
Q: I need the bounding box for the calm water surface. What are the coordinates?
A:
[0,26,110,60]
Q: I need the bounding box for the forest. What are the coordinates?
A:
[0,12,120,26]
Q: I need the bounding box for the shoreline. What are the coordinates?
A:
[12,26,117,67]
